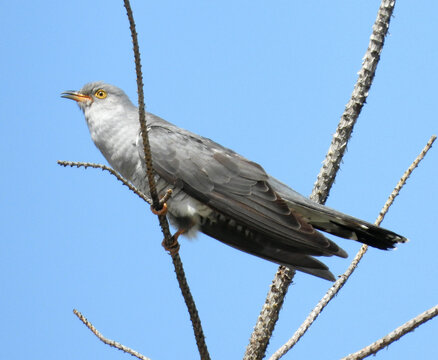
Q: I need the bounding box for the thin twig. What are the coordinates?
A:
[269,135,436,360]
[122,0,159,212]
[122,0,173,245]
[378,135,436,220]
[122,1,210,359]
[73,309,151,360]
[341,304,438,360]
[244,1,397,359]
[57,160,152,204]
[58,160,175,213]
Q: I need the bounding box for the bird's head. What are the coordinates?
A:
[61,82,135,115]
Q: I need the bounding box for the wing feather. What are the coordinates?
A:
[146,123,346,259]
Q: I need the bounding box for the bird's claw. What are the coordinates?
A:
[151,202,168,216]
[162,229,183,255]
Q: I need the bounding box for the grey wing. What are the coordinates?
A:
[144,122,346,279]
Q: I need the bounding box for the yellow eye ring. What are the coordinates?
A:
[94,89,107,99]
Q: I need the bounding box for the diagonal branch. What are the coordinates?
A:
[122,1,210,359]
[269,135,436,360]
[57,160,152,204]
[73,309,151,360]
[311,0,397,204]
[244,1,397,359]
[341,304,438,360]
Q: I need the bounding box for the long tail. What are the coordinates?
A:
[269,177,408,249]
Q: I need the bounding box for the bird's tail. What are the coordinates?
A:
[269,177,408,249]
[305,209,407,250]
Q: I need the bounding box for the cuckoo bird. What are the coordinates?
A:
[62,82,407,281]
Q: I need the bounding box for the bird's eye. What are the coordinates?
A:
[94,89,107,99]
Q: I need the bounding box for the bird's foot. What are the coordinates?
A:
[151,189,173,216]
[162,229,184,255]
[151,202,168,216]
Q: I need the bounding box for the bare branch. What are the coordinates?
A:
[73,309,151,360]
[57,160,176,209]
[244,267,296,360]
[122,0,174,248]
[341,304,438,360]
[122,1,210,359]
[244,1,397,359]
[269,134,436,360]
[311,0,396,204]
[57,160,152,204]
[378,135,436,221]
[122,0,159,212]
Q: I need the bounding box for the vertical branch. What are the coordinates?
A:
[122,2,211,359]
[243,1,397,359]
[123,0,160,212]
[244,266,296,359]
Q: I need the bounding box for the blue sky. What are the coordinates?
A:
[1,1,437,359]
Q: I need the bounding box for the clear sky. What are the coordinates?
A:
[1,1,437,359]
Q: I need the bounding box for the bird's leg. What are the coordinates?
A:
[173,228,187,241]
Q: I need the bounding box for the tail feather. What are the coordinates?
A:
[291,203,408,250]
[269,176,408,249]
[325,219,406,250]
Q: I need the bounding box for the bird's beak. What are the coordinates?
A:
[61,91,92,103]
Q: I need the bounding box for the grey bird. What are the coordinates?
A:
[62,81,407,281]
